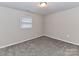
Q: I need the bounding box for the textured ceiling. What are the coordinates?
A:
[0,2,79,15]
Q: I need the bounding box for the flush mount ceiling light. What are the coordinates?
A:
[40,2,47,8]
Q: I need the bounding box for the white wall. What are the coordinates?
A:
[1,6,79,48]
[0,6,43,48]
[44,7,79,45]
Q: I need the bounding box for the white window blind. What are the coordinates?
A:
[20,16,32,29]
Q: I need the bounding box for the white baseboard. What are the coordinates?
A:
[45,35,79,46]
[1,35,79,49]
[0,35,42,49]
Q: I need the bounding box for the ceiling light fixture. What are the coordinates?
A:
[40,2,47,8]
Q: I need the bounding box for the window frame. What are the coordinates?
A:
[20,16,32,29]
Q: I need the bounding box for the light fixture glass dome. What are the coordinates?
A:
[40,2,47,7]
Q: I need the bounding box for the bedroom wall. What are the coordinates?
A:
[44,7,79,45]
[1,5,79,48]
[0,6,43,48]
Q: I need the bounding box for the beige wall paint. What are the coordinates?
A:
[44,7,79,45]
[0,6,43,48]
[1,6,79,48]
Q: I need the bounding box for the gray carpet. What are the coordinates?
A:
[0,36,79,56]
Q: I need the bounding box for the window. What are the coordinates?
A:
[20,16,32,29]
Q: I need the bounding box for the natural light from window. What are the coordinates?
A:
[20,16,32,29]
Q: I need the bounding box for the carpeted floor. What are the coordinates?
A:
[0,36,79,56]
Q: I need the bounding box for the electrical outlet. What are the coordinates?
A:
[66,34,70,38]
